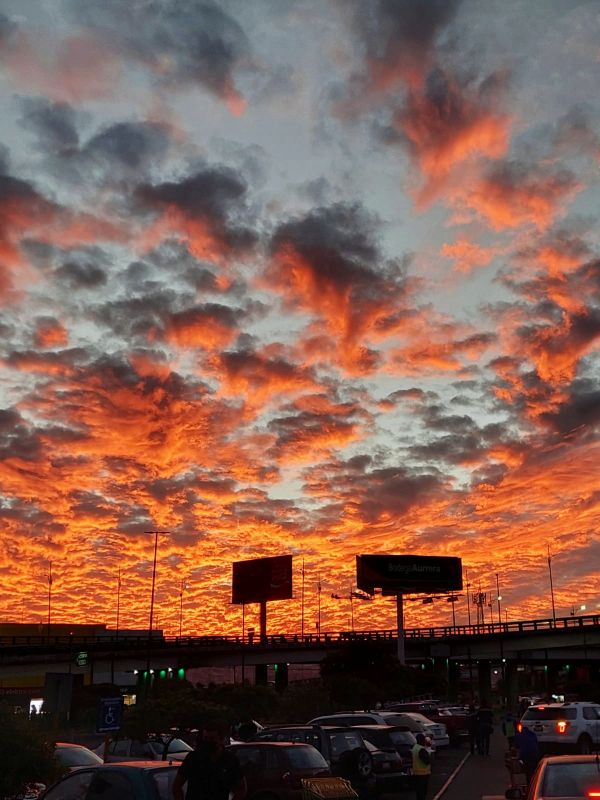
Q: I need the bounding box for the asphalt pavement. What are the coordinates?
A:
[434,729,510,800]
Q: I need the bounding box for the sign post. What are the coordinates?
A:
[356,555,463,666]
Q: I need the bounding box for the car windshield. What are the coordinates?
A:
[522,708,577,720]
[383,714,417,727]
[56,747,103,767]
[151,767,179,800]
[389,731,417,746]
[404,713,434,725]
[284,747,329,769]
[151,738,193,754]
[542,762,600,797]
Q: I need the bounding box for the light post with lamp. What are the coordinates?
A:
[495,573,503,625]
[178,579,189,638]
[46,561,53,642]
[548,544,556,622]
[144,530,170,697]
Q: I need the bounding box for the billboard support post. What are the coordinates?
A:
[396,593,405,665]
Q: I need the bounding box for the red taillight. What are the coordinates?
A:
[517,723,523,733]
[586,792,600,798]
[556,720,569,734]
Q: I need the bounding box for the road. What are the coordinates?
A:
[433,729,510,800]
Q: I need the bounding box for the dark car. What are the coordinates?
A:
[227,741,330,800]
[350,725,416,776]
[94,736,193,763]
[40,762,178,800]
[256,725,376,797]
[55,743,103,771]
[361,740,408,796]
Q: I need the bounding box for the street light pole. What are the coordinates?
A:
[116,568,121,638]
[179,579,188,638]
[144,530,169,695]
[466,569,472,627]
[301,558,305,639]
[548,544,556,622]
[47,561,53,642]
[496,572,502,624]
[317,575,321,634]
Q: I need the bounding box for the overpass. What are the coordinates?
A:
[1,613,599,704]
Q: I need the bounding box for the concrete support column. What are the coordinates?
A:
[504,661,519,711]
[448,659,461,700]
[478,659,492,704]
[274,662,288,691]
[255,664,268,686]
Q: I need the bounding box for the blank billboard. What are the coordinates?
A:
[356,554,462,594]
[232,554,293,605]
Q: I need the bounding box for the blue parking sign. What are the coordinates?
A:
[96,696,124,733]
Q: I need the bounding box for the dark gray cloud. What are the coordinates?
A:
[343,0,461,89]
[55,251,108,289]
[137,165,257,253]
[539,384,600,436]
[82,121,170,172]
[0,407,43,462]
[19,97,81,154]
[69,0,250,101]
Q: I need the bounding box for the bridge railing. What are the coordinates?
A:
[1,613,598,650]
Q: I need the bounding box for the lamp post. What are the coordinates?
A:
[316,575,321,634]
[301,558,305,639]
[466,569,472,627]
[548,544,556,622]
[47,561,53,642]
[116,568,122,637]
[144,530,170,695]
[178,579,188,638]
[496,573,502,625]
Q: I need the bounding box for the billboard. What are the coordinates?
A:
[356,554,462,594]
[232,554,293,605]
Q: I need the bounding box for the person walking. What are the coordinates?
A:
[411,733,431,800]
[476,700,494,756]
[173,720,247,800]
[467,703,478,755]
[515,724,540,786]
[502,709,517,749]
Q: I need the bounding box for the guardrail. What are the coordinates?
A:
[0,613,598,651]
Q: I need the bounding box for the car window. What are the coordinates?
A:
[522,708,577,720]
[42,771,95,800]
[583,707,600,720]
[389,731,417,747]
[233,747,262,769]
[56,747,103,767]
[165,739,193,753]
[329,732,364,754]
[542,763,600,797]
[87,772,135,800]
[151,768,179,800]
[264,749,279,770]
[285,747,329,769]
[382,714,417,726]
[110,741,130,756]
[130,740,147,757]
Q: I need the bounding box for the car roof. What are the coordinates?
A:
[230,740,313,747]
[540,754,600,765]
[349,724,409,731]
[56,742,91,748]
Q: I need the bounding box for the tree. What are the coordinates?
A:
[320,641,415,704]
[0,705,64,799]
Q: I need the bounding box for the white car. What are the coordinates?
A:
[307,711,442,751]
[94,735,193,762]
[519,702,600,754]
[390,712,449,748]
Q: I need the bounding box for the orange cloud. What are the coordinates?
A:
[34,320,68,348]
[440,237,500,274]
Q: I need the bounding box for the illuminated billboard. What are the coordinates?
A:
[356,554,462,594]
[232,554,293,605]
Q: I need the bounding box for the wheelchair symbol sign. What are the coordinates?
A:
[96,697,124,733]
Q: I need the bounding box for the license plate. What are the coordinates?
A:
[534,724,543,732]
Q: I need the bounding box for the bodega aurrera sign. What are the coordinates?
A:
[356,554,462,594]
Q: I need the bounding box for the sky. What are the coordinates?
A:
[0,0,599,638]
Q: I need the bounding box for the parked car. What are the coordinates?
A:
[387,712,449,748]
[227,741,330,800]
[94,735,193,762]
[518,701,600,754]
[386,701,468,744]
[350,724,417,775]
[55,742,103,771]
[40,763,178,800]
[361,740,408,797]
[526,754,600,799]
[256,725,376,796]
[307,712,436,750]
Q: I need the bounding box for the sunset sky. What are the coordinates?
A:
[0,0,599,638]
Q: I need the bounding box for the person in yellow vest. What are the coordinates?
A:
[411,733,431,800]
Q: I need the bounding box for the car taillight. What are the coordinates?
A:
[516,723,522,733]
[586,791,600,798]
[556,720,569,734]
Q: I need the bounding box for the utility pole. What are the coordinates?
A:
[47,561,53,642]
[317,575,321,634]
[548,544,556,622]
[301,558,305,639]
[496,573,502,624]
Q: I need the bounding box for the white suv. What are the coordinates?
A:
[519,702,600,754]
